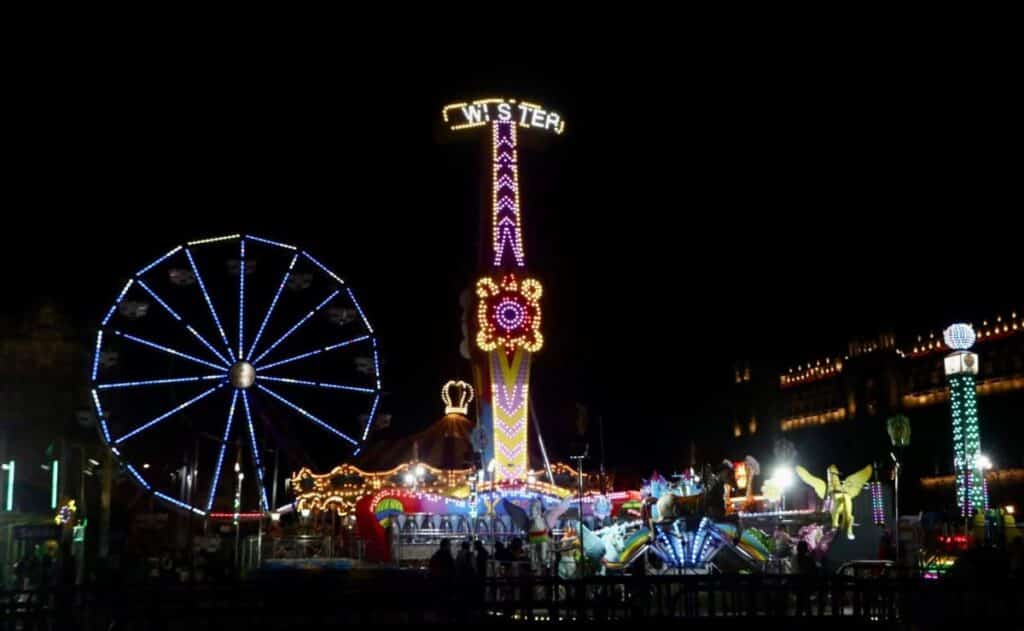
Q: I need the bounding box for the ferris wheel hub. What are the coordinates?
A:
[230,361,256,389]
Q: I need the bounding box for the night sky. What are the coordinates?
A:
[6,51,1019,474]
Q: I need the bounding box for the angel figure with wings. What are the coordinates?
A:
[795,464,873,540]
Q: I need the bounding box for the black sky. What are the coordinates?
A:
[5,47,1019,472]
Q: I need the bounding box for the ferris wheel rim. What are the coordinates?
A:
[90,233,382,517]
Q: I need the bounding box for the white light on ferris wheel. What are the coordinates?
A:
[943,323,976,350]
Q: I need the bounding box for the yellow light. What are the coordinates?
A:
[187,234,241,246]
[1007,505,1015,515]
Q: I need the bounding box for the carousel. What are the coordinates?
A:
[289,380,631,566]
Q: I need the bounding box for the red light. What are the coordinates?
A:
[207,512,264,520]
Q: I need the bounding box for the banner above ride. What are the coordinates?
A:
[442,98,565,135]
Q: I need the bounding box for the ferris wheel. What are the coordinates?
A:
[90,234,382,516]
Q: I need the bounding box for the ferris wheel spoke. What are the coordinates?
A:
[251,290,341,365]
[113,382,226,445]
[255,383,358,446]
[258,375,376,394]
[96,375,224,390]
[207,390,239,512]
[136,280,232,366]
[255,335,371,371]
[237,239,246,360]
[246,253,299,361]
[114,331,229,371]
[241,391,269,511]
[185,248,234,360]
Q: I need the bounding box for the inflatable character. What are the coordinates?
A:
[796,464,872,540]
[502,497,573,572]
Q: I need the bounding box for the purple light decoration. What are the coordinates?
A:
[495,298,526,331]
[490,352,530,417]
[491,120,525,268]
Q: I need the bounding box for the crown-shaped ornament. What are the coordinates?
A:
[441,380,474,415]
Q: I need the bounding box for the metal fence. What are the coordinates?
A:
[2,574,1020,627]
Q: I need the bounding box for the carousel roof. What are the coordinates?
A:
[355,412,476,470]
[355,411,545,471]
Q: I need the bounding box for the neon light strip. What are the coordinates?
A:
[362,393,381,441]
[91,331,104,381]
[247,254,298,360]
[207,512,265,520]
[91,390,111,443]
[256,335,370,371]
[252,290,340,365]
[256,384,357,445]
[241,391,269,511]
[185,248,233,359]
[115,332,227,371]
[302,251,345,285]
[346,287,373,333]
[138,279,237,366]
[97,375,224,389]
[187,234,240,246]
[246,234,296,250]
[238,239,245,359]
[186,326,232,366]
[135,245,182,276]
[325,335,371,352]
[372,338,381,389]
[154,490,205,515]
[137,280,182,320]
[114,382,224,444]
[258,375,375,394]
[50,460,59,509]
[101,279,135,326]
[126,464,150,490]
[207,390,239,512]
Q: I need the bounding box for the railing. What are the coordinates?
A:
[1,575,1020,626]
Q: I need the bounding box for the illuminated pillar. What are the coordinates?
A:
[441,99,563,482]
[942,323,988,517]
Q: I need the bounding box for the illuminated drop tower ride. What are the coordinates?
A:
[442,98,564,482]
[942,323,989,517]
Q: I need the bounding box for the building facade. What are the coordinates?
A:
[730,311,1024,512]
